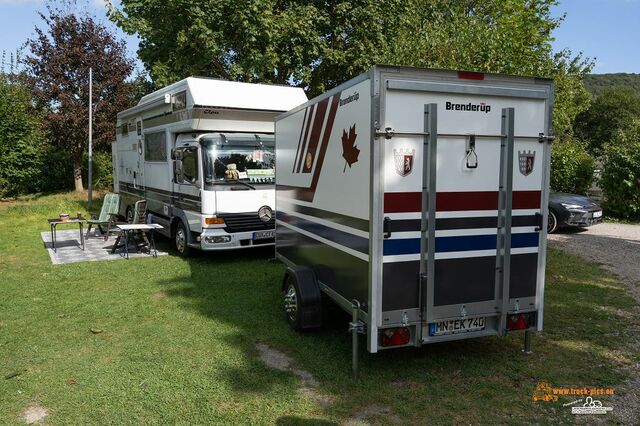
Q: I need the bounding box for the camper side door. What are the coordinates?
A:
[172,145,203,233]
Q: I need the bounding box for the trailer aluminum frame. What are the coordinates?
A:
[275,66,553,373]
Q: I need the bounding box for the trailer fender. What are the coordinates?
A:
[282,266,322,330]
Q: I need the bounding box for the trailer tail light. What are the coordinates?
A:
[507,313,534,331]
[379,327,411,347]
[204,217,225,225]
[458,71,484,80]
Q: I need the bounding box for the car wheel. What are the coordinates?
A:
[547,210,558,234]
[174,220,192,257]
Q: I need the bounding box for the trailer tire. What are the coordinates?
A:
[282,266,322,331]
[173,220,193,257]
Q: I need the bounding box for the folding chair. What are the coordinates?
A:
[86,192,120,238]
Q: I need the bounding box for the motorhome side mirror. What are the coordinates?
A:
[173,160,183,183]
[171,149,183,160]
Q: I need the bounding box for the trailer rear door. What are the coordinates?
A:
[379,75,551,342]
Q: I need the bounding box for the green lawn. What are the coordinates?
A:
[1,192,638,424]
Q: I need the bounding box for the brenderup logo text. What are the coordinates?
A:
[446,101,491,113]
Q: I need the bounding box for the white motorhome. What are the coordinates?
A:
[113,77,307,255]
[275,66,554,374]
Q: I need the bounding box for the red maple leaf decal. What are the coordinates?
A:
[341,124,359,172]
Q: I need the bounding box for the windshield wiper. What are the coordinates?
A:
[226,180,256,190]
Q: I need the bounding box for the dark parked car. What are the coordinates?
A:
[548,191,603,233]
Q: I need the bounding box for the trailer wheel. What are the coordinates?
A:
[173,220,192,257]
[282,267,322,331]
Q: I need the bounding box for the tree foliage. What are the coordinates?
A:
[600,121,640,219]
[574,86,640,155]
[550,138,594,195]
[25,5,134,191]
[110,0,592,137]
[108,0,403,96]
[0,75,44,197]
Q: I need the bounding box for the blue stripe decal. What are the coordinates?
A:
[277,211,369,254]
[383,232,539,256]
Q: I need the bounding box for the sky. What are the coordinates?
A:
[0,0,639,75]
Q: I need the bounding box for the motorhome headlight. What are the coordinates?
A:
[204,235,231,244]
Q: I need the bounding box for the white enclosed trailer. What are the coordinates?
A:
[275,66,553,370]
[113,77,307,255]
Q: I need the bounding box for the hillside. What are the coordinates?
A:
[584,73,640,97]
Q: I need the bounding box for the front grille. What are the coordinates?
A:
[220,213,275,233]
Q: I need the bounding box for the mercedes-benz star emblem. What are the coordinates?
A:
[258,206,273,222]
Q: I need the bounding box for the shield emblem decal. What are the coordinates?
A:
[394,149,415,177]
[518,150,535,176]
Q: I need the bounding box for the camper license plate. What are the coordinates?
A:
[253,230,275,240]
[429,317,486,336]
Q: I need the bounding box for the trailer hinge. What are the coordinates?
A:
[538,133,556,144]
[375,127,395,139]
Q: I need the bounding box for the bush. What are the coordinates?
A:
[550,138,595,194]
[601,122,640,219]
[0,79,44,197]
[81,150,113,190]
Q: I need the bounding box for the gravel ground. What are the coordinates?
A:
[548,222,640,424]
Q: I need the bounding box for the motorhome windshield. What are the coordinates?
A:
[201,134,275,188]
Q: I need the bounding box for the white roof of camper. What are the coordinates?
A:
[138,77,307,112]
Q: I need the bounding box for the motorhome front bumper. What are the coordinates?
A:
[200,227,275,250]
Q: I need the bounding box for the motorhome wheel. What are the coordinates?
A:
[174,220,192,257]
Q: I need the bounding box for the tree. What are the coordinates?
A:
[381,0,593,137]
[0,73,44,197]
[25,5,134,191]
[108,0,403,96]
[110,0,592,136]
[574,86,640,155]
[600,121,640,219]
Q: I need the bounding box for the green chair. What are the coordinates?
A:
[86,193,120,238]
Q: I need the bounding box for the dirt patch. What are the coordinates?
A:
[21,405,48,425]
[255,342,334,406]
[152,290,169,300]
[344,404,401,425]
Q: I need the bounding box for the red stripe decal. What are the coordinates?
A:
[384,191,541,213]
[302,98,329,173]
[512,190,542,210]
[384,192,422,213]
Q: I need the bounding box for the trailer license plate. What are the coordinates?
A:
[253,230,275,240]
[429,317,486,336]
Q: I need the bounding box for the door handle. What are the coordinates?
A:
[383,216,392,239]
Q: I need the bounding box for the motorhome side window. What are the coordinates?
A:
[182,149,198,184]
[144,132,167,162]
[172,91,187,112]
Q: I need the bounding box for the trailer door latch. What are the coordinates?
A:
[534,212,544,231]
[383,216,392,239]
[465,135,478,169]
